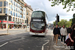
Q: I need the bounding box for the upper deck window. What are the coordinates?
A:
[31,11,45,18]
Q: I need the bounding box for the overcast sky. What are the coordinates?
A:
[24,0,75,23]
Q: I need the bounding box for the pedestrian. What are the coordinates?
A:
[53,24,60,46]
[69,24,75,50]
[58,26,61,39]
[60,25,67,45]
[67,26,72,34]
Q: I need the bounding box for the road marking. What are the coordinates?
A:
[0,42,8,47]
[42,40,49,50]
[10,37,25,43]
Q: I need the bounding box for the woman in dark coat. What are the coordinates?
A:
[69,24,75,50]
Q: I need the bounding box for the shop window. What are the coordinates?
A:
[9,16,11,21]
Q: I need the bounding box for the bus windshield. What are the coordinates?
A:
[31,22,45,31]
[31,11,45,18]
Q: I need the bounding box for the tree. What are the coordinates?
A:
[58,19,67,27]
[49,0,75,12]
[72,13,75,26]
[53,19,72,27]
[53,21,56,26]
[66,21,72,27]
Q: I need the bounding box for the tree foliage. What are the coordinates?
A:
[72,13,75,26]
[49,0,75,12]
[53,19,72,27]
[53,21,56,26]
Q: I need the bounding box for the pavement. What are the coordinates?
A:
[48,29,70,50]
[0,28,29,35]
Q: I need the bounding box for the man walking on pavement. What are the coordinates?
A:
[53,24,60,46]
[60,25,67,45]
[67,26,72,34]
[58,26,61,39]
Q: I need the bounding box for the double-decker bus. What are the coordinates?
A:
[30,11,48,36]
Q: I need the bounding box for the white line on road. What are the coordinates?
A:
[0,42,8,47]
[42,40,49,50]
[10,37,25,43]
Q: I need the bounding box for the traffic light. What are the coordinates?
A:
[56,14,59,22]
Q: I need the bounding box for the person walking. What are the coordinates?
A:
[60,25,67,45]
[67,26,72,34]
[69,24,75,50]
[53,24,60,46]
[58,26,61,39]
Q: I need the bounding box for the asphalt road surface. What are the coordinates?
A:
[0,29,69,50]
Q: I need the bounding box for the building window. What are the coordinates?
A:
[9,4,12,9]
[16,13,17,17]
[18,13,19,17]
[14,1,15,5]
[0,2,2,7]
[20,15,22,18]
[27,12,28,15]
[0,8,2,13]
[13,17,14,21]
[10,0,12,3]
[16,2,17,6]
[4,1,8,6]
[10,11,12,15]
[13,12,15,16]
[23,15,25,18]
[16,8,17,11]
[15,18,16,21]
[4,8,8,14]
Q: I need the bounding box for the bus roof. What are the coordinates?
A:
[33,10,45,13]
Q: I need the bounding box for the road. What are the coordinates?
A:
[0,29,69,50]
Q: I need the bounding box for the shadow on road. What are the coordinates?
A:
[31,35,45,37]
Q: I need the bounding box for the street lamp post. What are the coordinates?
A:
[7,15,8,34]
[1,20,3,29]
[5,14,9,34]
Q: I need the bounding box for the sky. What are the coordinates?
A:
[24,0,75,24]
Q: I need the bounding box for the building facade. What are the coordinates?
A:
[0,0,26,29]
[25,3,33,26]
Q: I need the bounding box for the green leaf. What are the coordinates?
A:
[62,2,65,5]
[69,6,71,8]
[51,5,55,7]
[72,9,74,11]
[54,0,57,1]
[63,5,66,9]
[67,9,70,12]
[61,0,64,2]
[59,2,61,3]
[51,2,55,3]
[74,4,75,8]
[72,0,75,2]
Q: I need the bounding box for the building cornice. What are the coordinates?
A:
[24,3,33,11]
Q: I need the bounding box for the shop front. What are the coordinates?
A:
[22,23,26,29]
[0,20,14,29]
